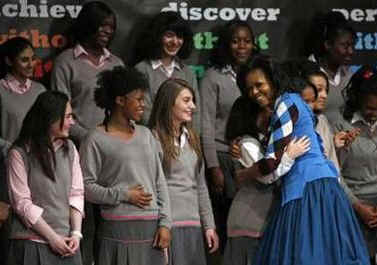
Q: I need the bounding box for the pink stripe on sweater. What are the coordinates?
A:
[101,213,159,221]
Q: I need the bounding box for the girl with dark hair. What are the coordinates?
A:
[200,20,257,253]
[149,78,218,265]
[51,1,124,144]
[0,36,45,262]
[7,91,84,265]
[307,11,356,126]
[335,65,377,262]
[79,66,171,265]
[235,60,370,265]
[224,57,310,265]
[0,37,45,144]
[135,11,200,131]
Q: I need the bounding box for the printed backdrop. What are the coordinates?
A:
[0,0,376,80]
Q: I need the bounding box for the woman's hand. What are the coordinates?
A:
[285,136,310,160]
[229,137,241,159]
[65,235,81,254]
[209,167,225,194]
[0,201,10,225]
[153,226,171,249]
[354,202,377,228]
[128,185,152,208]
[205,229,219,254]
[335,128,361,149]
[48,234,74,256]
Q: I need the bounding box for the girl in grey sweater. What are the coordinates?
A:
[149,78,218,265]
[134,11,200,132]
[7,91,83,265]
[0,36,45,262]
[79,66,171,265]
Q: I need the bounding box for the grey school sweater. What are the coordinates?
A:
[51,48,124,143]
[156,138,215,230]
[0,80,45,144]
[135,60,200,133]
[79,125,171,228]
[9,140,75,239]
[200,67,241,168]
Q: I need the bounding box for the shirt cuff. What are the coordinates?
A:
[25,204,44,227]
[69,196,84,217]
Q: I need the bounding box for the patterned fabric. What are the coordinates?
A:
[266,94,298,160]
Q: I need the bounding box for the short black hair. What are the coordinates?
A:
[72,1,116,44]
[140,11,193,61]
[343,65,377,121]
[0,37,33,78]
[210,20,258,69]
[306,11,356,58]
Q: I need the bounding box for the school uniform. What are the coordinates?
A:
[336,112,377,256]
[0,74,45,263]
[7,140,84,265]
[79,125,171,265]
[135,59,200,133]
[156,128,215,265]
[200,65,241,252]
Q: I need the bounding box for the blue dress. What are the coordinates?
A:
[253,93,370,265]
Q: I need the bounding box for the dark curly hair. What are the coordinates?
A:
[306,11,356,59]
[342,65,377,121]
[299,59,329,92]
[0,37,33,78]
[210,20,258,70]
[72,1,116,45]
[94,66,147,129]
[138,11,193,61]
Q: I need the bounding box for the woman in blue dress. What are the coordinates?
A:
[236,62,370,265]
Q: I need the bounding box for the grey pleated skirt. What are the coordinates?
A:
[223,236,261,265]
[168,226,207,265]
[7,239,82,265]
[95,219,165,265]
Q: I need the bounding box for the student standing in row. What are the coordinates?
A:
[7,91,84,265]
[149,79,218,265]
[200,20,258,252]
[135,11,200,132]
[0,36,46,263]
[50,3,124,264]
[79,66,171,265]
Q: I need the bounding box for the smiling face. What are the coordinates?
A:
[309,75,328,113]
[93,15,115,49]
[246,68,275,108]
[49,102,75,141]
[325,31,354,67]
[7,46,36,82]
[230,26,253,66]
[172,88,196,127]
[120,89,145,122]
[161,30,184,59]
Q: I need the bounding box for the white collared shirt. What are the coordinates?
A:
[73,44,111,68]
[221,65,237,83]
[151,59,181,78]
[175,127,189,149]
[308,54,349,87]
[1,73,32,94]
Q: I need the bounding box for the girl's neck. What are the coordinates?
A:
[319,57,339,77]
[10,71,27,84]
[80,42,104,58]
[106,112,134,134]
[160,56,173,67]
